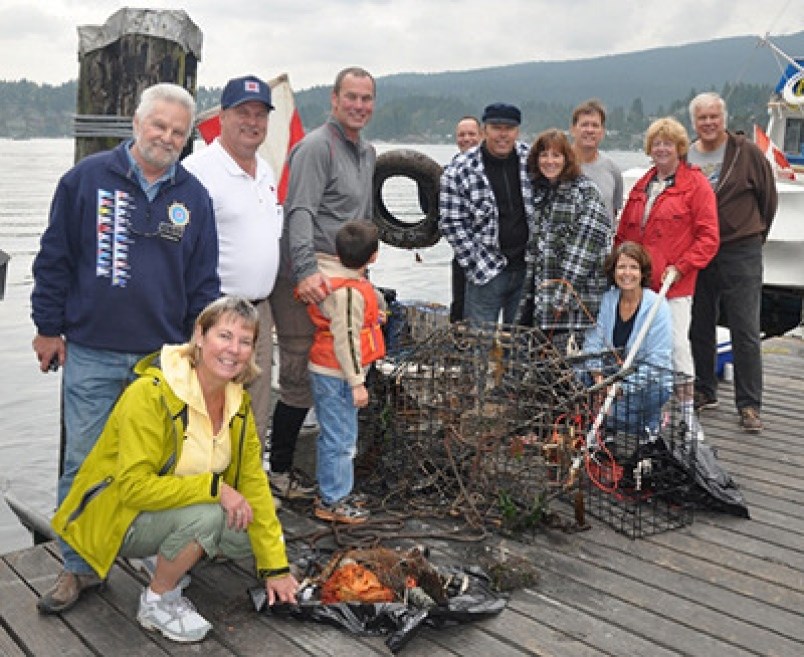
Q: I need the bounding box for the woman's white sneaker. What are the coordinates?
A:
[137,587,212,643]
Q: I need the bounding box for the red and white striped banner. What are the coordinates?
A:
[195,73,305,202]
[754,124,796,181]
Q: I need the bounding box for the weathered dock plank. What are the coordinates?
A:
[0,556,97,655]
[0,628,26,657]
[515,533,793,656]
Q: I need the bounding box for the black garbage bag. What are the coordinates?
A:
[249,565,508,653]
[603,429,750,519]
[672,440,751,518]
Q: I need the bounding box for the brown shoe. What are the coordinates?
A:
[314,499,370,524]
[739,407,763,434]
[37,569,103,614]
[694,391,719,412]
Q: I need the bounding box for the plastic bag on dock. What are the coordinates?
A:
[673,441,750,518]
[249,565,507,653]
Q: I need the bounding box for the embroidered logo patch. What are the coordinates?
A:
[168,202,190,226]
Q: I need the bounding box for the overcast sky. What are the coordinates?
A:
[1,0,802,91]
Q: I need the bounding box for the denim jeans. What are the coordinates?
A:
[609,384,672,436]
[464,267,525,325]
[691,239,763,411]
[580,368,670,438]
[59,343,142,574]
[310,371,358,505]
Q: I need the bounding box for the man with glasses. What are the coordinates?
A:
[31,82,220,614]
[184,75,282,447]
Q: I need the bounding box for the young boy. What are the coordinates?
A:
[305,221,386,524]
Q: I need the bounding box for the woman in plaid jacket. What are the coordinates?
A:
[516,129,612,351]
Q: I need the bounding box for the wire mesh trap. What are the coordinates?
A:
[571,353,698,538]
[358,315,701,540]
[382,295,451,360]
[358,320,591,536]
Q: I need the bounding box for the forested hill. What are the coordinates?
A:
[2,31,804,146]
[293,31,804,146]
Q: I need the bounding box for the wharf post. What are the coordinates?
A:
[73,8,202,163]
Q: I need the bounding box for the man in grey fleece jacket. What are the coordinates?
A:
[267,67,377,497]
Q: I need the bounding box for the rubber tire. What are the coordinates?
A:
[372,149,443,249]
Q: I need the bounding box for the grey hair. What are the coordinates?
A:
[688,92,728,127]
[135,83,196,137]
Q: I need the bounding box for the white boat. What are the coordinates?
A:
[761,37,804,316]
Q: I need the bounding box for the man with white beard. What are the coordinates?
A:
[31,82,220,613]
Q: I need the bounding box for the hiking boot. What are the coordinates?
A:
[694,391,719,412]
[314,498,370,524]
[270,468,316,500]
[137,587,212,643]
[136,556,192,590]
[37,569,103,614]
[740,407,763,434]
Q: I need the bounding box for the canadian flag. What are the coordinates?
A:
[753,124,796,182]
[195,73,305,202]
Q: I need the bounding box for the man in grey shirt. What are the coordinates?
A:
[268,67,376,498]
[570,99,623,230]
[687,91,776,434]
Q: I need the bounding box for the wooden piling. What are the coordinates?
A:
[73,8,202,163]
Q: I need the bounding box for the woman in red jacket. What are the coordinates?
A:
[615,117,719,439]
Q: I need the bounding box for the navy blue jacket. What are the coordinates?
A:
[32,142,220,352]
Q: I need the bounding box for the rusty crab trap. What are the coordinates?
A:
[357,320,592,537]
[380,291,451,360]
[358,309,702,540]
[577,350,699,539]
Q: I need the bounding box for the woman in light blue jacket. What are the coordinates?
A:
[584,241,673,436]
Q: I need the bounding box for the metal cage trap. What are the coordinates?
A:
[358,320,591,535]
[358,316,699,540]
[577,352,698,538]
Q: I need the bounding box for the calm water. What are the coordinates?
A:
[0,138,648,554]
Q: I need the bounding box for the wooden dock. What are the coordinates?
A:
[2,335,803,656]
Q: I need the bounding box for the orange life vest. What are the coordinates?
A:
[307,277,386,371]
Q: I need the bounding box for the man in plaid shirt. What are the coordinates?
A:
[439,103,534,325]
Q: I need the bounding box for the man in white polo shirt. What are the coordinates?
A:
[183,75,283,446]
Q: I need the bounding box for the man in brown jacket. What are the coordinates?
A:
[687,92,777,434]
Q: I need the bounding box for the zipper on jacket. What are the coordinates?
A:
[157,393,187,475]
[64,476,114,526]
[232,411,247,490]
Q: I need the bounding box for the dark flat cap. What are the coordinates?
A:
[482,102,521,126]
